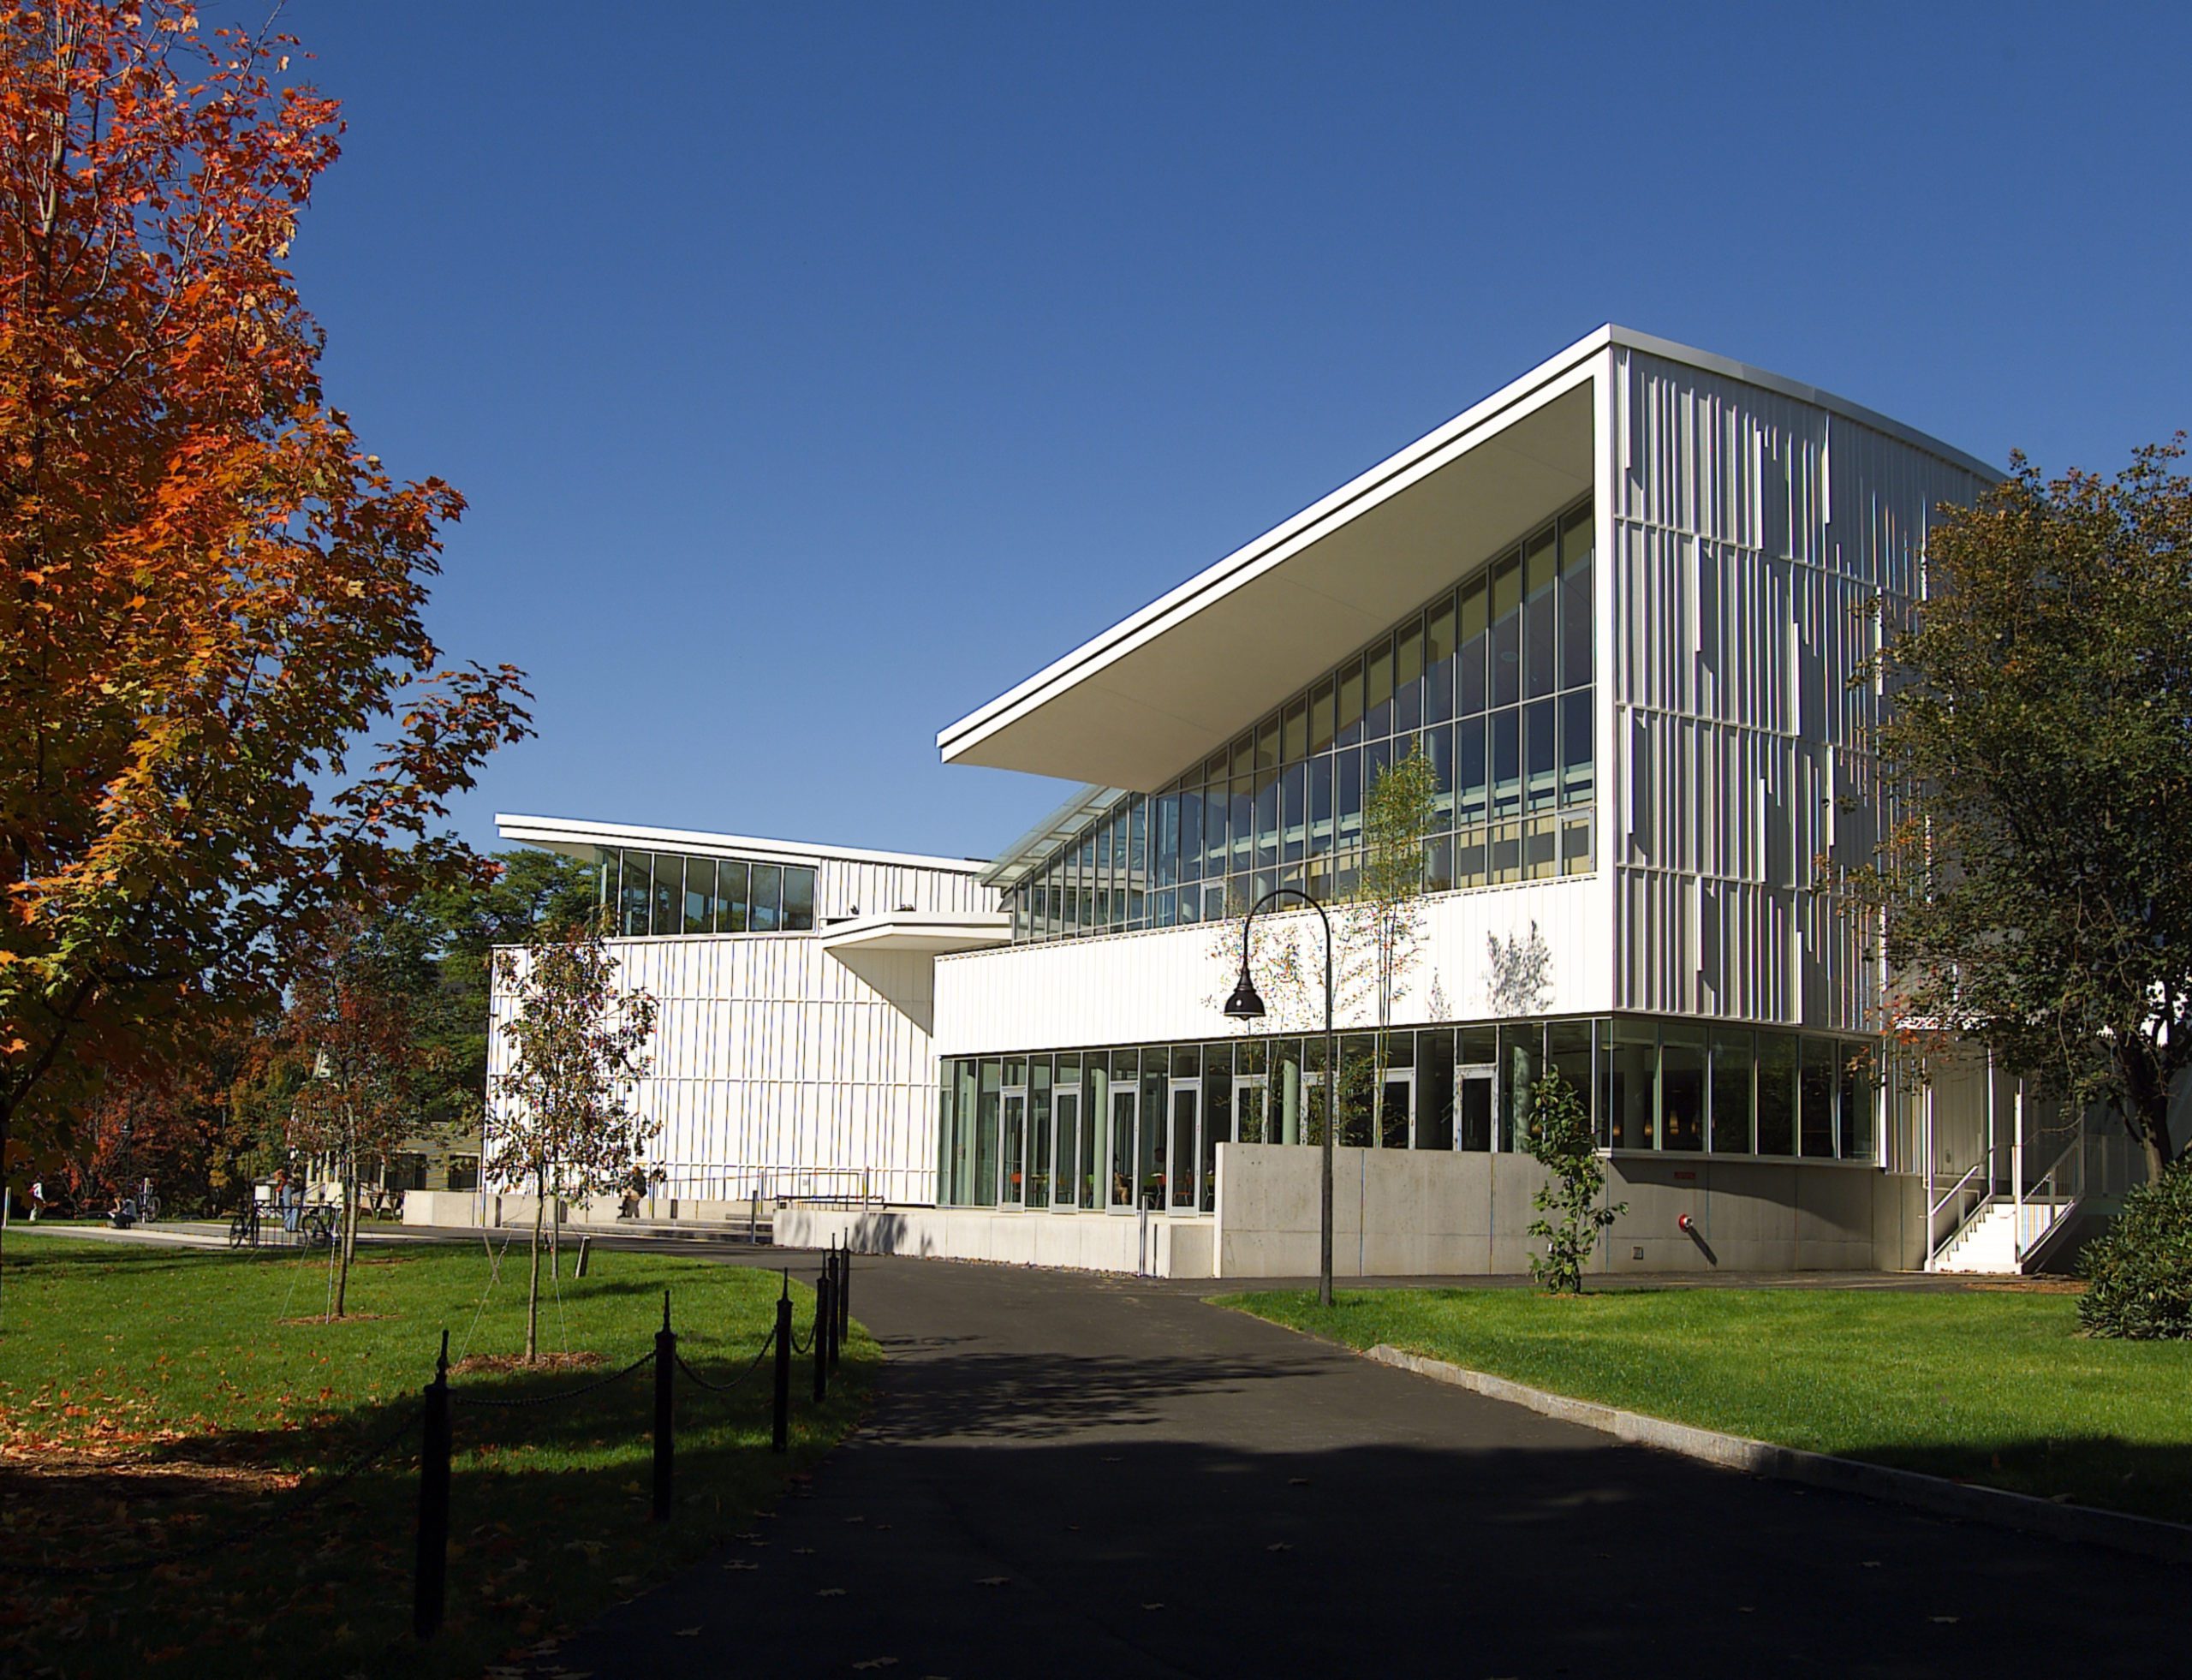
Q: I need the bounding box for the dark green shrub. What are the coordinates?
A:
[2076,1162,2192,1339]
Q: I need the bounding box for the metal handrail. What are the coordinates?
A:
[1927,1157,1988,1224]
[2013,1135,2084,1264]
[646,1165,879,1206]
[1925,1158,1995,1269]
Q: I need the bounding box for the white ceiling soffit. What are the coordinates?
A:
[938,360,1596,792]
[816,911,1012,957]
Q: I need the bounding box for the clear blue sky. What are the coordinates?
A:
[271,2,2192,862]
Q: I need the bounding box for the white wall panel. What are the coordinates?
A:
[935,875,1613,1057]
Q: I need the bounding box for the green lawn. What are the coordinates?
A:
[0,1232,873,1677]
[1225,1285,2192,1524]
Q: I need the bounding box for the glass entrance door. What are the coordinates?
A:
[1000,1087,1028,1206]
[1109,1087,1138,1211]
[1458,1063,1495,1151]
[1380,1069,1415,1150]
[1234,1075,1269,1146]
[1052,1088,1081,1211]
[1168,1081,1200,1212]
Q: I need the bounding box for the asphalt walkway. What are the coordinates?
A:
[539,1253,2185,1679]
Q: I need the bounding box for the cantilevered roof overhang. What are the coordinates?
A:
[935,339,1598,791]
[938,323,2001,794]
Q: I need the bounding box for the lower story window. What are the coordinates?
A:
[936,1016,1885,1207]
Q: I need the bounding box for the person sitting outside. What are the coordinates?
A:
[107,1194,135,1230]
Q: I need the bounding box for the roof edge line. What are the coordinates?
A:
[494,813,989,875]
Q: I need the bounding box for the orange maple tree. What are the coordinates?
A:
[0,4,530,1265]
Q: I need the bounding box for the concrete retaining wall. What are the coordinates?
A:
[779,1147,1923,1279]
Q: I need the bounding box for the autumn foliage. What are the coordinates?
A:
[0,6,529,1183]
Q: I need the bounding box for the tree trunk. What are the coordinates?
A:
[333,1168,355,1319]
[0,1106,11,1329]
[2135,1099,2177,1183]
[2120,1051,2179,1183]
[525,1172,545,1363]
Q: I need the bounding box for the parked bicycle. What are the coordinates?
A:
[226,1197,334,1249]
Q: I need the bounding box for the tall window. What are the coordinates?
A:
[1005,495,1595,942]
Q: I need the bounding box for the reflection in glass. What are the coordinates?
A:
[1800,1037,1836,1157]
[1755,1033,1796,1155]
[748,863,782,933]
[782,867,815,932]
[1660,1028,1705,1151]
[1710,1030,1754,1153]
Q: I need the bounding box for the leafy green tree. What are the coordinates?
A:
[1214,744,1441,1147]
[1356,742,1439,1146]
[487,916,658,1362]
[1860,444,2192,1182]
[1523,1065,1622,1293]
[414,849,599,1129]
[274,907,446,1318]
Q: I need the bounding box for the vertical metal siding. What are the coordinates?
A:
[1610,348,1990,1032]
[488,858,996,1205]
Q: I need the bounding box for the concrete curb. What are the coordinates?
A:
[1365,1343,2192,1565]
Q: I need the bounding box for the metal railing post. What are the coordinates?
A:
[772,1271,792,1453]
[652,1290,675,1522]
[812,1269,832,1403]
[414,1329,452,1641]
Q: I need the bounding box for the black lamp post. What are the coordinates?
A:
[1224,886,1337,1308]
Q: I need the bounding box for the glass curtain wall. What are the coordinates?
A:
[601,849,817,936]
[938,1017,1885,1206]
[1006,495,1595,944]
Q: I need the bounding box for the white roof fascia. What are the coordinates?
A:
[937,324,2002,771]
[495,813,988,876]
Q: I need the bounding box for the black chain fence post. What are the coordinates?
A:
[837,1238,851,1349]
[772,1270,792,1454]
[652,1290,675,1523]
[826,1247,843,1374]
[812,1266,831,1404]
[414,1329,452,1641]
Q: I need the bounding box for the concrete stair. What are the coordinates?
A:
[1931,1195,2077,1274]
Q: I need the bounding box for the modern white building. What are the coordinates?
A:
[481,813,1005,1212]
[478,326,2156,1275]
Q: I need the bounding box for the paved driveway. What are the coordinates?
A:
[544,1254,2181,1679]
